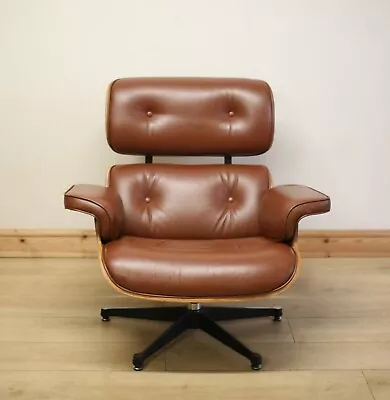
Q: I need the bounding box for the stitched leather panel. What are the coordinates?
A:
[103,236,296,297]
[107,77,274,156]
[109,163,270,239]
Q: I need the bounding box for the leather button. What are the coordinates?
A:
[146,111,153,117]
[145,197,151,203]
[228,197,234,202]
[228,111,234,117]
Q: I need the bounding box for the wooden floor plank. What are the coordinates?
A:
[0,371,374,400]
[194,318,294,343]
[363,370,390,400]
[0,317,171,343]
[0,258,117,297]
[0,316,293,344]
[289,318,390,343]
[1,256,390,398]
[2,257,389,316]
[165,337,390,371]
[204,257,390,318]
[0,342,164,371]
[0,295,157,317]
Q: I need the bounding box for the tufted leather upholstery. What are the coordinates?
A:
[64,77,331,300]
[108,163,270,239]
[106,77,274,156]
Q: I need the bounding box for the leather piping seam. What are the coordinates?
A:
[283,198,330,241]
[65,194,114,240]
[106,78,121,152]
[263,80,275,141]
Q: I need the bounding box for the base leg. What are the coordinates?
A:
[100,305,282,371]
[100,307,186,322]
[199,313,262,370]
[203,306,283,322]
[132,313,190,371]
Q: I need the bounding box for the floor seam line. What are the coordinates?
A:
[361,370,376,400]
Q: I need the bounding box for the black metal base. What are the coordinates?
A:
[100,305,282,371]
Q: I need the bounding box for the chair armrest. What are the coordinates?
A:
[259,184,330,242]
[64,184,124,242]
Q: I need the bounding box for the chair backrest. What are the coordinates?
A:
[106,77,274,158]
[109,163,270,239]
[106,77,275,239]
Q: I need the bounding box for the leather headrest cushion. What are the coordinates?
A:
[106,77,274,156]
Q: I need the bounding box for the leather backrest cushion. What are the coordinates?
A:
[109,164,270,239]
[106,77,274,156]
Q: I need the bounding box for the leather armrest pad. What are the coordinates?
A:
[64,184,124,241]
[259,185,331,241]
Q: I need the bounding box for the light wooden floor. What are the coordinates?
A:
[1,257,390,399]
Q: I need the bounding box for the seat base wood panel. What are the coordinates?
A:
[100,305,283,371]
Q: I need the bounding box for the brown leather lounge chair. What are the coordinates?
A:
[64,77,330,371]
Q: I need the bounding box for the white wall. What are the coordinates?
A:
[0,0,389,230]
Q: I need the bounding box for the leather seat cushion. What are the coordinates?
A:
[102,236,296,298]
